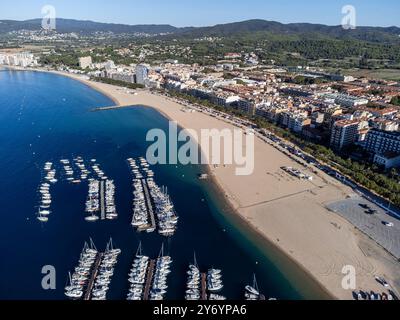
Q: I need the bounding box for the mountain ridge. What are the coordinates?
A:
[0,18,399,43]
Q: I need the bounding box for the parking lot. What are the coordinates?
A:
[327,197,400,259]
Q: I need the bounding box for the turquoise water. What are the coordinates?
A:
[0,70,323,300]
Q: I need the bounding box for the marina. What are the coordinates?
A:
[64,239,98,300]
[90,239,121,300]
[1,70,320,300]
[36,156,117,223]
[60,157,92,184]
[36,162,56,222]
[85,180,100,221]
[127,243,151,301]
[65,238,121,301]
[105,180,117,220]
[127,244,172,301]
[149,245,172,300]
[128,157,178,236]
[185,254,226,301]
[85,178,118,221]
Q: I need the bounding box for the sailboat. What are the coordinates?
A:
[245,274,265,300]
[37,214,49,222]
[88,238,98,254]
[85,214,99,222]
[186,252,201,301]
[64,271,84,299]
[106,237,121,255]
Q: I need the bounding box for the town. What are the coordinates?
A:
[1,0,400,306]
[1,45,400,207]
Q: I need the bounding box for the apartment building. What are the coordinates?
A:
[323,93,369,108]
[364,129,400,155]
[330,119,360,150]
[370,119,399,132]
[136,64,149,85]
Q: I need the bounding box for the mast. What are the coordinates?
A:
[89,237,97,251]
[110,237,114,250]
[253,274,259,293]
[136,241,143,257]
[193,251,198,268]
[159,243,164,258]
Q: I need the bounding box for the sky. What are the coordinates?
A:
[1,0,399,27]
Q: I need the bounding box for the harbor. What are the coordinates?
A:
[1,70,335,300]
[35,157,118,223]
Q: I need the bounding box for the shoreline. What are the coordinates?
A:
[6,67,400,300]
[205,170,334,300]
[48,69,335,299]
[125,103,335,299]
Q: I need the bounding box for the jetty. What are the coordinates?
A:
[83,253,103,300]
[143,260,156,301]
[201,273,207,300]
[91,104,134,112]
[140,179,156,232]
[100,181,106,220]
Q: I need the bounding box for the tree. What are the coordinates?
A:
[390,96,400,106]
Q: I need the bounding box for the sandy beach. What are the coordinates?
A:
[35,71,400,299]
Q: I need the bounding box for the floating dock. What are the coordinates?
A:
[83,253,103,300]
[140,179,156,232]
[201,273,207,301]
[143,260,156,301]
[100,181,106,220]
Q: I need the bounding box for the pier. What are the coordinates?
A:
[83,253,103,300]
[100,181,105,220]
[91,105,134,112]
[140,179,156,232]
[201,273,207,300]
[143,260,156,301]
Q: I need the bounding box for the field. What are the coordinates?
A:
[343,68,400,81]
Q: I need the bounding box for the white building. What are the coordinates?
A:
[330,119,360,150]
[0,52,38,67]
[79,56,93,69]
[323,93,369,108]
[136,64,149,85]
[105,60,116,71]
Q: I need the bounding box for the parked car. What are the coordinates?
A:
[382,221,394,227]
